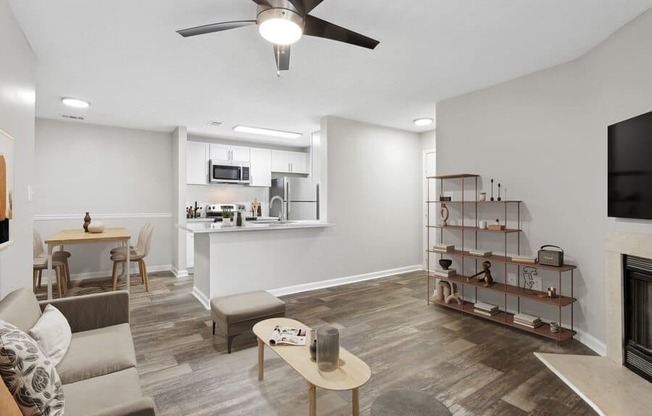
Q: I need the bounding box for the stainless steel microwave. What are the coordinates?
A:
[209,160,250,184]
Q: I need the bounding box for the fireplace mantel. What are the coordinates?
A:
[605,231,652,364]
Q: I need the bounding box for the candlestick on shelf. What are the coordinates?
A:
[497,183,502,201]
[490,179,495,201]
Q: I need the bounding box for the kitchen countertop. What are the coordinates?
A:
[180,220,332,233]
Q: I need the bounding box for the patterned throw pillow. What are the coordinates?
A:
[0,320,64,416]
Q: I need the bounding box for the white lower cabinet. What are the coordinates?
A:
[250,148,272,187]
[186,232,194,269]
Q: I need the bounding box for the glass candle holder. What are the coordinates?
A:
[316,326,339,372]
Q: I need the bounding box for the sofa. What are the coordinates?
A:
[0,288,156,416]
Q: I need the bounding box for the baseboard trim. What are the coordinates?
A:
[192,287,210,309]
[69,264,172,281]
[171,266,189,278]
[574,328,607,356]
[267,265,422,297]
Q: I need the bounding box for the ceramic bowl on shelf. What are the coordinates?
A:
[438,259,453,270]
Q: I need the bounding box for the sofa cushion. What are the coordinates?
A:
[63,367,143,416]
[56,323,136,385]
[0,288,42,333]
[0,320,65,416]
[28,305,72,366]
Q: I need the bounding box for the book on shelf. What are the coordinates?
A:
[432,244,454,252]
[474,301,499,313]
[433,269,456,278]
[473,308,499,317]
[513,320,543,329]
[510,256,537,264]
[513,313,541,324]
[269,325,307,346]
[468,250,492,257]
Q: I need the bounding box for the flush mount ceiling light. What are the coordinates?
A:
[257,7,304,45]
[413,118,433,126]
[233,125,302,139]
[61,97,90,109]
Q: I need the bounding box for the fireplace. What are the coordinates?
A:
[624,255,652,382]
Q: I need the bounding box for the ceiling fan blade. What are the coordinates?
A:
[301,0,325,13]
[251,0,272,6]
[303,15,379,49]
[177,20,256,38]
[273,44,291,71]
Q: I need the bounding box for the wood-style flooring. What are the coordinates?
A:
[36,271,598,415]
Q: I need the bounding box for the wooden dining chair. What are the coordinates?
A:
[111,223,154,291]
[32,231,68,297]
[33,229,72,284]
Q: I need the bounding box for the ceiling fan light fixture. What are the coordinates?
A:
[233,125,302,139]
[258,8,303,45]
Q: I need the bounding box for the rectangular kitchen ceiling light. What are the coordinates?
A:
[233,125,302,139]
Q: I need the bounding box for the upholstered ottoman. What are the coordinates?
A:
[210,291,286,353]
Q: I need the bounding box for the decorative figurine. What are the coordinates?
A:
[83,212,91,232]
[497,183,502,201]
[440,203,449,226]
[523,266,539,293]
[490,179,495,201]
[467,260,494,287]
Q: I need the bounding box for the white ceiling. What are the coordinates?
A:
[8,0,652,147]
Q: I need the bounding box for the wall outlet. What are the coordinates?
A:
[27,185,33,202]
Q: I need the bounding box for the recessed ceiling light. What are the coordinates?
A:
[413,118,433,126]
[61,97,90,109]
[233,125,302,139]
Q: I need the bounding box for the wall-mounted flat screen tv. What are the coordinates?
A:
[608,110,652,220]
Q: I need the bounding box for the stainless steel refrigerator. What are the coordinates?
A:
[270,177,319,220]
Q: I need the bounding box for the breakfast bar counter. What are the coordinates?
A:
[180,221,333,307]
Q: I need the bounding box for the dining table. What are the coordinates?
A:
[44,227,131,299]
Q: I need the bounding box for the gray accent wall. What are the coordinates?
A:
[33,119,174,279]
[0,0,36,297]
[436,8,652,353]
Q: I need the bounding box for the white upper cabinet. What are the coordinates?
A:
[209,143,250,163]
[187,141,209,185]
[271,150,309,174]
[249,148,272,187]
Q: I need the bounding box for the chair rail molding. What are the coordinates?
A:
[34,213,173,221]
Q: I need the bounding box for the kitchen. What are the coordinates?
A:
[31,117,424,308]
[183,136,328,304]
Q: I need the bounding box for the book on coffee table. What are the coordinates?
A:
[269,326,307,346]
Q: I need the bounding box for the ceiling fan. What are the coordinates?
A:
[177,0,379,74]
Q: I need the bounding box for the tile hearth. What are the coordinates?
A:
[538,231,652,415]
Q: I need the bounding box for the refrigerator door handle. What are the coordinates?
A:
[285,181,290,218]
[316,183,320,220]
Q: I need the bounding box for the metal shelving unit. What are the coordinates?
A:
[425,173,576,341]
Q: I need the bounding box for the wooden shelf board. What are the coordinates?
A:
[429,298,575,341]
[426,249,577,272]
[428,273,576,306]
[427,173,480,179]
[426,200,522,204]
[428,225,521,233]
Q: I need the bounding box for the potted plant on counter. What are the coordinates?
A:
[221,206,233,226]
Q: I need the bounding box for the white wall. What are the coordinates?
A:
[33,119,173,278]
[320,117,422,278]
[0,0,35,297]
[436,8,652,354]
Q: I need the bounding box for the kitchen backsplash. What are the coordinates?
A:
[187,184,269,217]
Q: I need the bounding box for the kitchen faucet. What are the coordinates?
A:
[269,195,286,222]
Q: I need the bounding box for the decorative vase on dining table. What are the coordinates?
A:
[83,212,91,232]
[316,326,339,372]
